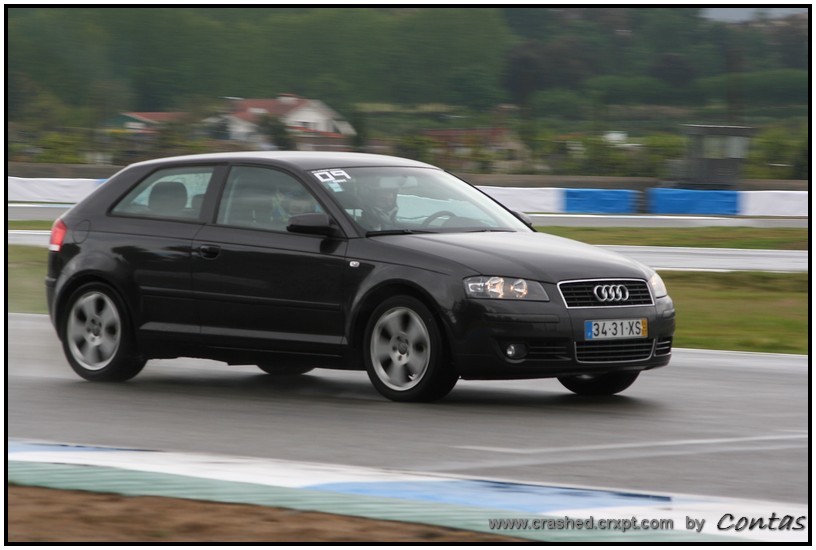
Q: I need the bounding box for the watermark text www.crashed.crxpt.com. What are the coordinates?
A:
[489,516,673,533]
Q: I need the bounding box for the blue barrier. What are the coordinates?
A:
[564,188,637,214]
[648,189,739,215]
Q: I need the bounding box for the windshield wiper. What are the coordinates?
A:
[465,228,515,233]
[366,229,433,236]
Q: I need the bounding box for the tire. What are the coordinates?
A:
[257,363,314,376]
[558,371,640,396]
[363,296,458,402]
[60,283,146,382]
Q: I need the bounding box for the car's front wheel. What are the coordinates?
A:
[364,296,458,402]
[558,371,639,396]
[60,283,145,382]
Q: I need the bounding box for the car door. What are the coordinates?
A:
[192,164,349,354]
[106,164,223,343]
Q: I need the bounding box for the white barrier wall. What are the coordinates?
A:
[8,177,104,203]
[477,186,564,213]
[739,191,809,217]
[5,177,809,217]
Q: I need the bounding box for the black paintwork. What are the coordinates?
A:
[46,152,674,379]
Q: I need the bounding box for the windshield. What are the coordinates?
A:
[311,167,529,234]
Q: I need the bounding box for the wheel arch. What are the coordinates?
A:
[54,273,137,344]
[349,281,456,370]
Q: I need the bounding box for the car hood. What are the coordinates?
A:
[377,231,652,283]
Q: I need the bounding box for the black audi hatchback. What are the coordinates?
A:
[47,152,674,402]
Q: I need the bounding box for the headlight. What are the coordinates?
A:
[648,271,668,298]
[464,276,550,301]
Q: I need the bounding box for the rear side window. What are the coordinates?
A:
[112,166,216,221]
[216,166,323,231]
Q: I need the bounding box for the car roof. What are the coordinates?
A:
[129,151,438,172]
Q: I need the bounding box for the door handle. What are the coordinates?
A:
[198,244,221,259]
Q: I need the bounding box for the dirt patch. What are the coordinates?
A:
[7,485,525,543]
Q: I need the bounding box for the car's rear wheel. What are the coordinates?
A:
[61,283,145,382]
[558,371,640,396]
[364,296,458,402]
[256,364,314,376]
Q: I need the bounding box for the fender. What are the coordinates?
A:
[52,248,143,333]
[344,260,466,356]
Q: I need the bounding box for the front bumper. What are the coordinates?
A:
[448,294,675,380]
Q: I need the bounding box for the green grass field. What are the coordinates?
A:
[8,245,52,314]
[536,226,809,250]
[8,245,808,355]
[660,271,808,355]
[8,220,56,230]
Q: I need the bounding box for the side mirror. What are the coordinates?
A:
[512,211,535,229]
[287,212,339,237]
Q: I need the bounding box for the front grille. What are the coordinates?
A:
[576,339,654,363]
[559,279,653,308]
[655,337,673,356]
[527,339,571,361]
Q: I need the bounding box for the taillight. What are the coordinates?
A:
[49,219,67,252]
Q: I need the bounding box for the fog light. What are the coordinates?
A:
[505,344,527,360]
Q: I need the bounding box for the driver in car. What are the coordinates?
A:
[360,179,399,231]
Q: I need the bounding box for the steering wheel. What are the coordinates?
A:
[421,210,457,227]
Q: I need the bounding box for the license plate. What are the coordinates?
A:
[585,318,648,340]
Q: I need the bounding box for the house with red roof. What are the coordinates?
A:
[111,95,356,151]
[109,112,189,134]
[209,94,357,150]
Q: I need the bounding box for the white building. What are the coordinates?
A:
[210,94,356,150]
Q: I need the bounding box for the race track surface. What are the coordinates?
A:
[7,313,808,505]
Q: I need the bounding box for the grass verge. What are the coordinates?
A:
[536,226,809,250]
[8,245,50,314]
[660,271,809,355]
[8,220,56,230]
[6,246,809,355]
[10,222,810,250]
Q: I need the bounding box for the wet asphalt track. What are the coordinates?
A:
[7,313,808,505]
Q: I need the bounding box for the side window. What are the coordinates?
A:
[217,166,322,231]
[112,166,215,220]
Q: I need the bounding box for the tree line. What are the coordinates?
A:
[7,7,808,120]
[7,8,808,178]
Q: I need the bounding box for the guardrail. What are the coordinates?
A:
[7,177,809,217]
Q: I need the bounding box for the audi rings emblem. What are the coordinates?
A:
[593,284,630,302]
